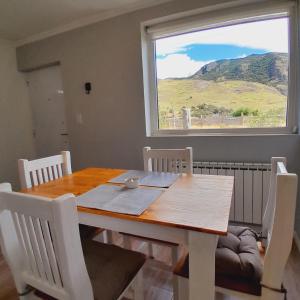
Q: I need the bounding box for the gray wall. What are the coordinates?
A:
[16,0,300,234]
[0,38,36,189]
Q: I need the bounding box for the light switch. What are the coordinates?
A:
[76,113,83,124]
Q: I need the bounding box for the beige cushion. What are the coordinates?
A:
[83,240,146,300]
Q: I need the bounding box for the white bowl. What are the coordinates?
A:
[124,177,139,189]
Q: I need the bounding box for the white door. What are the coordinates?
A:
[26,65,70,157]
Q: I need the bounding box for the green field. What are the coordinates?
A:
[157,79,287,129]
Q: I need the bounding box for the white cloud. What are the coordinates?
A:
[156,18,288,56]
[156,54,209,79]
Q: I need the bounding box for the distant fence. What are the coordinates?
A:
[161,113,285,129]
[163,116,242,129]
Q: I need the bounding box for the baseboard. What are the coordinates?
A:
[294,231,300,253]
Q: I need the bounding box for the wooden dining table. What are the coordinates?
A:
[21,167,234,300]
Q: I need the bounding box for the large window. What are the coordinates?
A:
[142,2,298,135]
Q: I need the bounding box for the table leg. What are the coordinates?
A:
[188,231,218,300]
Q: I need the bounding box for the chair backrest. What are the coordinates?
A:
[261,158,298,292]
[0,183,93,300]
[143,147,193,174]
[262,157,287,245]
[18,151,72,189]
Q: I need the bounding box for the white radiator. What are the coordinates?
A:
[193,161,271,225]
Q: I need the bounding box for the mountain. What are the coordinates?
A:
[190,53,288,95]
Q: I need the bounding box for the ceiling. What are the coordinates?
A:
[0,0,169,43]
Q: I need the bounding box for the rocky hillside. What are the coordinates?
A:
[190,52,288,95]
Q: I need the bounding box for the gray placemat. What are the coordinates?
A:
[76,184,163,215]
[108,170,180,188]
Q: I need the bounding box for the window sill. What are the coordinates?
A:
[148,130,298,138]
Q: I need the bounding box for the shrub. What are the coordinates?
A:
[231,107,259,117]
[191,103,232,117]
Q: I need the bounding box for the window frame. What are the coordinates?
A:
[141,0,299,137]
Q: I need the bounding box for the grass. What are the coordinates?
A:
[157,79,287,114]
[157,79,287,129]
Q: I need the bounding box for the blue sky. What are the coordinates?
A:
[156,44,267,62]
[156,18,288,79]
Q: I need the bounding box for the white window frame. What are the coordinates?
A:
[141,0,299,136]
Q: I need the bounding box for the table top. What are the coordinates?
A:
[21,168,234,235]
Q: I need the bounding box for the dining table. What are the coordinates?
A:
[21,167,234,300]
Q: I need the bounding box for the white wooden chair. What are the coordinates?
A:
[0,183,145,300]
[18,151,72,189]
[143,146,193,174]
[173,157,298,300]
[18,151,109,242]
[122,147,193,267]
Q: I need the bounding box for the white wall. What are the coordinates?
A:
[0,38,35,189]
[16,0,300,233]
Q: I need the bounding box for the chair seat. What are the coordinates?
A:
[83,240,146,300]
[173,226,263,296]
[35,240,146,300]
[120,232,179,246]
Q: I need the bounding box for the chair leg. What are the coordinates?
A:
[147,242,154,258]
[18,289,36,300]
[171,245,180,268]
[16,282,33,300]
[123,235,132,250]
[175,275,189,300]
[172,246,183,300]
[22,292,41,300]
[262,287,286,300]
[105,230,113,244]
[93,231,105,243]
[19,295,32,300]
[173,274,179,300]
[100,230,108,243]
[215,292,228,300]
[133,269,144,300]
